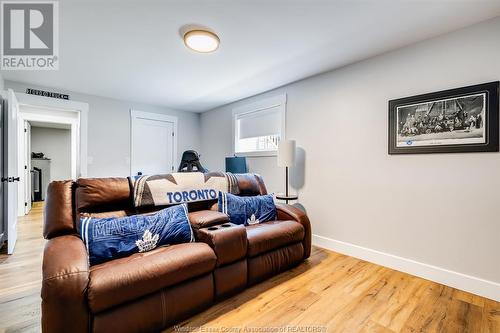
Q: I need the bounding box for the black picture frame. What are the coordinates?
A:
[388,81,499,154]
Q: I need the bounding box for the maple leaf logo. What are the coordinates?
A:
[136,230,160,252]
[247,214,260,225]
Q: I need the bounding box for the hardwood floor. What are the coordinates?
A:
[0,203,499,333]
[0,202,43,333]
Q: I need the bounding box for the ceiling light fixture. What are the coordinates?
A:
[183,30,220,53]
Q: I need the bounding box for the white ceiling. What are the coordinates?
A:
[3,0,500,112]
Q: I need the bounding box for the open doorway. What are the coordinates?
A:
[18,103,80,216]
[1,90,88,254]
[15,93,88,219]
[29,122,72,206]
[17,106,79,216]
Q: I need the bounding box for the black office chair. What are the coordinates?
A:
[177,150,207,173]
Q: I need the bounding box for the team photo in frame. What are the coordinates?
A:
[388,81,499,154]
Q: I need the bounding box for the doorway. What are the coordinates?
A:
[130,110,177,176]
[29,122,72,207]
[2,89,88,254]
[17,103,82,216]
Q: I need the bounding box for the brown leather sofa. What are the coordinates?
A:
[42,174,311,333]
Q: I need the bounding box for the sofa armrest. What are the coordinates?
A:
[275,203,311,259]
[42,235,90,333]
[44,180,75,239]
[189,210,229,229]
[196,223,247,266]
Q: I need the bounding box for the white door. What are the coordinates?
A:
[6,89,19,254]
[130,111,177,176]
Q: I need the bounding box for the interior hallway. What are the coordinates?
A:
[0,203,499,333]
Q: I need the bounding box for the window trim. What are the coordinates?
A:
[232,93,287,157]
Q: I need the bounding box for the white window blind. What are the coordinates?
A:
[233,94,286,156]
[237,106,281,139]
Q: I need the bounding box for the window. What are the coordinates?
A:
[233,94,286,156]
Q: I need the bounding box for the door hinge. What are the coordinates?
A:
[172,132,174,137]
[24,165,27,169]
[24,128,27,133]
[24,202,27,207]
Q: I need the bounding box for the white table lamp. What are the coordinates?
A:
[278,140,296,198]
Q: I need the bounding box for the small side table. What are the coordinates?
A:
[275,194,298,204]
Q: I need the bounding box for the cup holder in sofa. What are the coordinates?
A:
[221,223,232,228]
[207,226,219,231]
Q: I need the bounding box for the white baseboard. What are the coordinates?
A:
[312,234,500,302]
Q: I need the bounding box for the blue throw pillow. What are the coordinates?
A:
[218,192,276,226]
[80,204,193,265]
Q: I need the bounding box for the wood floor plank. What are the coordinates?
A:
[360,320,396,333]
[400,284,456,332]
[442,298,483,333]
[454,289,486,308]
[1,202,499,333]
[369,274,429,332]
[483,300,500,333]
[0,203,43,333]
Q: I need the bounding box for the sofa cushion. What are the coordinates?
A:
[248,243,304,285]
[88,242,216,313]
[218,192,276,225]
[80,204,194,265]
[246,220,305,257]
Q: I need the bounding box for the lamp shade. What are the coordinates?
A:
[277,140,296,167]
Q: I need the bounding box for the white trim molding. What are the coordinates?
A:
[313,234,500,302]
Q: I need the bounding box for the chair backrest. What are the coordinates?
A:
[178,150,206,172]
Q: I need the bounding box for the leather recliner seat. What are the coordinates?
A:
[42,174,311,333]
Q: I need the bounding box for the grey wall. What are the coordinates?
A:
[5,80,201,177]
[31,127,72,181]
[200,17,500,284]
[0,72,4,91]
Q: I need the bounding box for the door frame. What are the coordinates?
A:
[14,93,88,216]
[16,93,89,178]
[17,112,76,216]
[130,110,178,175]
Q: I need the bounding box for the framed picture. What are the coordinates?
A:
[388,81,499,154]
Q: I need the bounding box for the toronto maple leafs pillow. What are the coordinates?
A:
[218,192,276,226]
[79,204,193,265]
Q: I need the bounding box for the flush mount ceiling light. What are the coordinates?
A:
[183,30,220,53]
